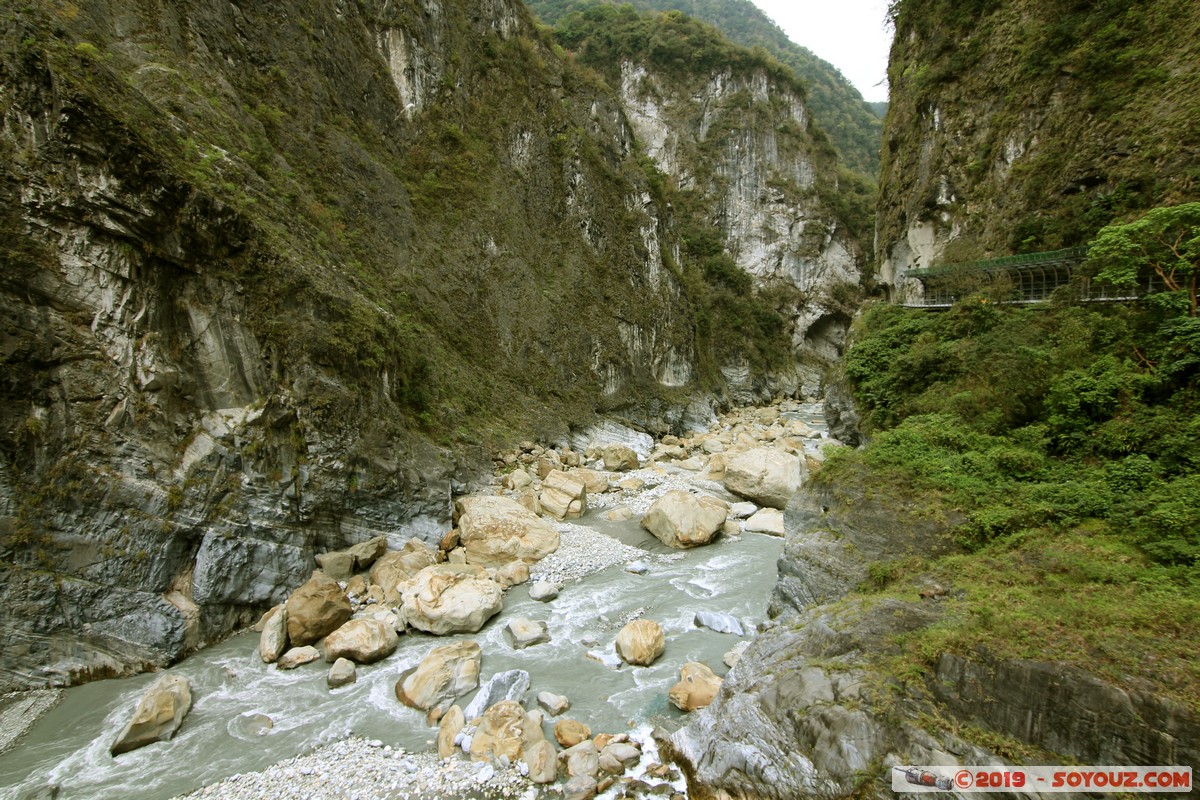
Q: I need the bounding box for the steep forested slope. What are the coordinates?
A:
[526,0,884,177]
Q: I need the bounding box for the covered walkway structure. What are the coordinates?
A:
[901,247,1152,308]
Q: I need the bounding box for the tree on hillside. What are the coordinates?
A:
[1089,203,1200,317]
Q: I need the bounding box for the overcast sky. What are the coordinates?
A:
[749,0,893,102]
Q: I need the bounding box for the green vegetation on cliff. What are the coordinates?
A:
[822,268,1200,708]
[0,0,697,442]
[526,0,884,177]
[547,5,869,368]
[879,0,1200,262]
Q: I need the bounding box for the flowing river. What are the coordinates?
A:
[0,404,828,800]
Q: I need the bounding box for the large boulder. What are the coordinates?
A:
[539,470,587,521]
[454,495,560,567]
[723,448,804,509]
[110,674,193,756]
[569,468,610,494]
[395,640,482,713]
[615,619,665,666]
[258,605,288,664]
[669,661,723,711]
[601,444,639,472]
[370,539,440,606]
[285,572,352,646]
[469,700,545,763]
[324,619,398,664]
[640,490,728,548]
[400,564,504,635]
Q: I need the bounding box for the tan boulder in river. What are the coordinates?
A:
[324,618,398,664]
[723,447,804,509]
[285,571,351,646]
[400,563,504,635]
[454,495,560,567]
[668,661,723,711]
[110,674,193,756]
[614,619,665,666]
[369,539,440,606]
[640,490,728,548]
[469,700,545,763]
[395,640,482,713]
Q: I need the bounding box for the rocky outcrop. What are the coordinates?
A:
[0,0,695,691]
[612,55,864,379]
[110,674,193,756]
[0,0,879,692]
[877,0,1198,302]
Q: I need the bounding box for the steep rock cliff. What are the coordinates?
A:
[877,0,1200,302]
[556,7,869,399]
[0,0,865,691]
[526,0,885,178]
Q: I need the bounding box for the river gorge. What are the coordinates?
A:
[1,402,831,800]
